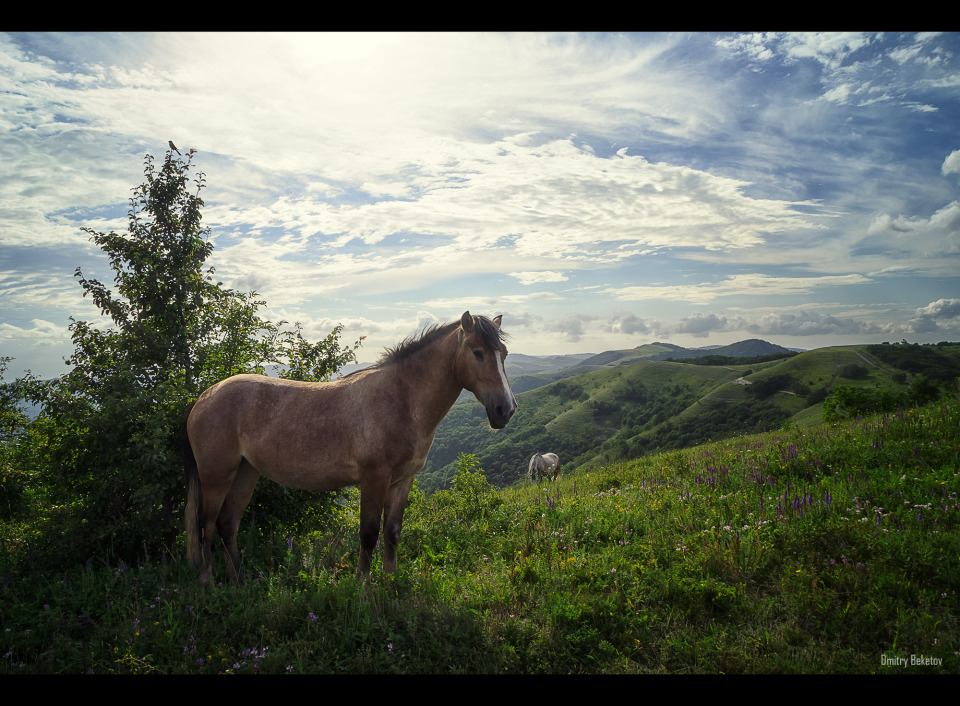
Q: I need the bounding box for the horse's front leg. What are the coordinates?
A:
[381,477,415,574]
[357,481,386,584]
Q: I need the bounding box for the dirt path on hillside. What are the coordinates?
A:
[849,346,896,374]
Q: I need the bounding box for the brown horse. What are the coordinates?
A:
[183,311,516,587]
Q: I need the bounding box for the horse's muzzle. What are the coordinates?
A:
[486,397,517,429]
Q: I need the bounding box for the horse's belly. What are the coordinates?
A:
[256,459,360,492]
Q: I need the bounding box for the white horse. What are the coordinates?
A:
[528,452,561,483]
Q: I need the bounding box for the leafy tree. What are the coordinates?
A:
[838,363,869,380]
[279,323,363,383]
[823,386,902,421]
[442,453,501,527]
[8,149,360,567]
[908,375,940,406]
[0,357,28,441]
[823,377,941,422]
[749,374,794,400]
[0,358,32,520]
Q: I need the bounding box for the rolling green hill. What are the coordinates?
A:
[418,341,960,494]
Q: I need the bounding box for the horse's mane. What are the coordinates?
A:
[358,315,507,372]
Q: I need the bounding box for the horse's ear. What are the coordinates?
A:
[492,314,502,329]
[460,311,474,332]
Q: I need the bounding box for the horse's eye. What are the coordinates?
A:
[473,349,484,361]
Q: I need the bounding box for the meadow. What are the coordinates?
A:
[1,396,957,674]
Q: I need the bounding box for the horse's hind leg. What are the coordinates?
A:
[195,457,243,588]
[216,461,260,586]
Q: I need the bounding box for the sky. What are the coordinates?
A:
[2,31,959,380]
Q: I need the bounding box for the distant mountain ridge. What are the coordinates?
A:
[504,339,797,395]
[576,339,796,367]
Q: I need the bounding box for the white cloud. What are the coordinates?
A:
[943,149,960,176]
[0,318,71,346]
[742,310,883,337]
[821,83,854,103]
[716,32,872,69]
[866,201,960,259]
[509,271,568,285]
[714,33,778,63]
[676,312,729,337]
[606,311,653,336]
[607,273,870,304]
[916,298,960,320]
[908,299,960,335]
[546,312,596,343]
[779,32,872,67]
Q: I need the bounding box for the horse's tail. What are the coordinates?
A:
[182,402,202,568]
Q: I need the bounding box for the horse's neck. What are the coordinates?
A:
[380,330,463,429]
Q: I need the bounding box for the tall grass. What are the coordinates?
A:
[2,399,957,673]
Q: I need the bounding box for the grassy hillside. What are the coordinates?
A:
[421,342,960,493]
[3,396,956,673]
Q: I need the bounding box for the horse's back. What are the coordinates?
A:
[188,374,366,490]
[187,372,423,492]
